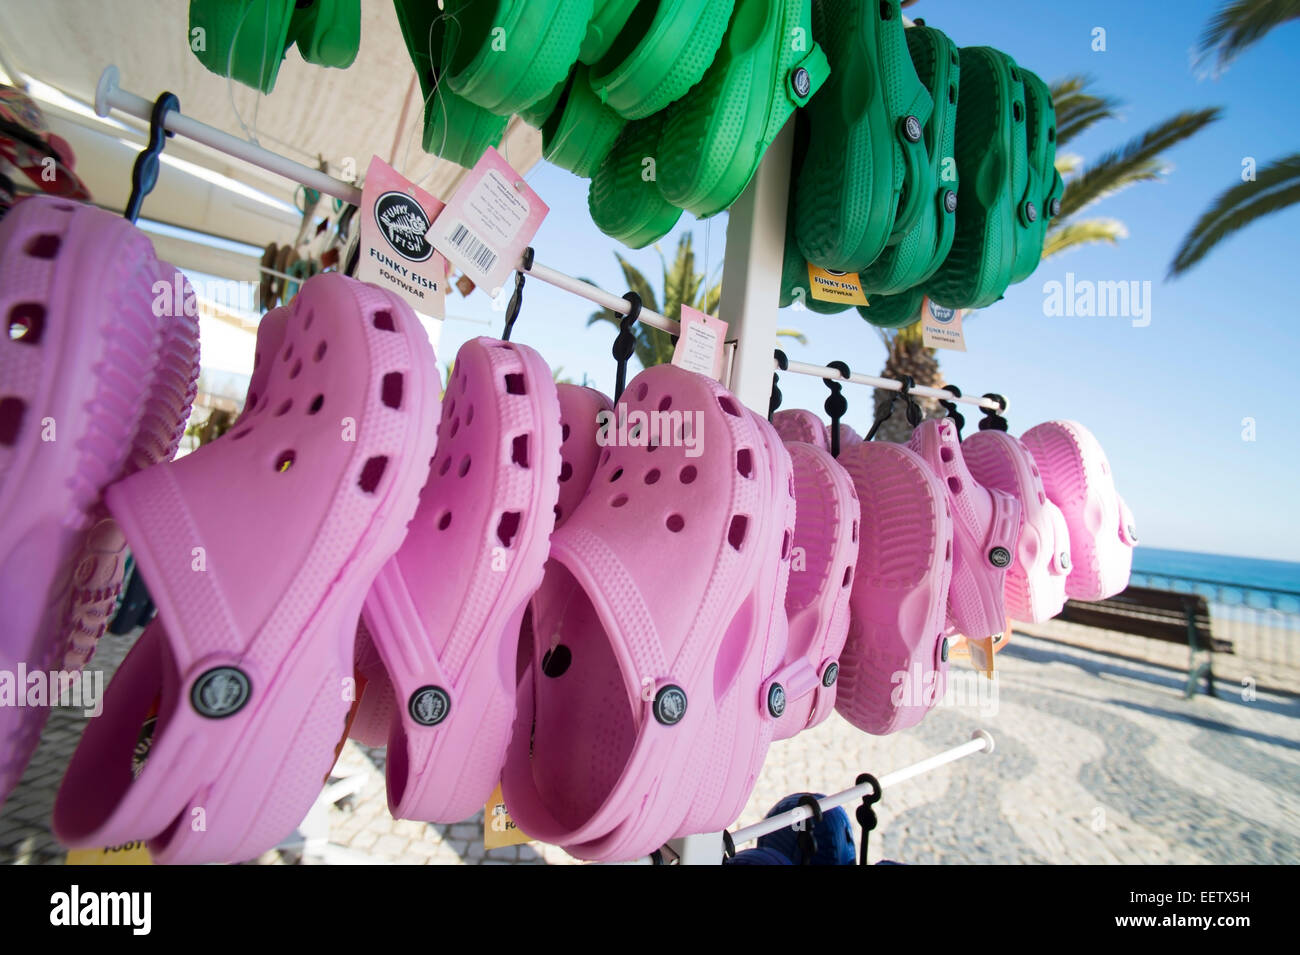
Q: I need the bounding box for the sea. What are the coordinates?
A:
[1129,547,1300,627]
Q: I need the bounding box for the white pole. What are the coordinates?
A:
[782,358,1006,412]
[728,730,995,847]
[96,66,363,206]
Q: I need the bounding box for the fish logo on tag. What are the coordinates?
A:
[375,191,434,263]
[930,303,957,324]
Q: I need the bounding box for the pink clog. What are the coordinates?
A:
[1021,420,1135,600]
[359,337,563,823]
[0,197,198,807]
[962,429,1070,623]
[909,418,1020,641]
[773,408,829,451]
[53,273,440,863]
[836,439,953,735]
[503,365,795,861]
[770,441,857,740]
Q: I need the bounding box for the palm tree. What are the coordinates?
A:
[1170,0,1300,276]
[869,80,1220,442]
[587,233,806,372]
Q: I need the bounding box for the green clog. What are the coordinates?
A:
[443,0,593,117]
[542,66,628,178]
[393,0,507,167]
[1009,67,1062,285]
[189,0,295,92]
[588,114,682,247]
[794,0,932,273]
[578,0,640,64]
[288,0,360,68]
[856,285,924,328]
[859,25,960,297]
[587,0,734,120]
[657,0,829,219]
[927,47,1029,309]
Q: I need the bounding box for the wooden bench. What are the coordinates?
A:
[1057,585,1234,697]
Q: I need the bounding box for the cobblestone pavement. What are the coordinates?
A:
[4,626,1297,865]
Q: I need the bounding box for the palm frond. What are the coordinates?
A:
[1042,218,1130,259]
[776,329,808,346]
[1196,0,1300,71]
[1055,152,1084,176]
[1049,75,1123,147]
[1058,108,1222,219]
[612,254,661,316]
[1169,152,1300,275]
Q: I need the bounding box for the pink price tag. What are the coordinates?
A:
[427,147,548,296]
[356,156,448,319]
[671,305,728,381]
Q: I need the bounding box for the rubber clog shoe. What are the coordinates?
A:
[859,25,960,297]
[0,197,198,808]
[794,0,931,273]
[908,418,1020,642]
[503,366,795,861]
[442,0,593,117]
[856,285,924,329]
[1009,68,1062,285]
[553,383,614,527]
[758,792,856,864]
[962,429,1070,623]
[393,0,507,167]
[189,0,295,92]
[658,0,830,218]
[1021,420,1135,601]
[773,409,829,451]
[288,0,360,69]
[836,438,953,735]
[587,0,734,120]
[359,337,563,823]
[53,274,440,863]
[588,114,683,247]
[542,66,627,178]
[927,47,1029,309]
[770,441,857,740]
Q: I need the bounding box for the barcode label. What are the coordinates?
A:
[447,222,497,275]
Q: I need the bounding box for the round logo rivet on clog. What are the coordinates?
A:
[409,686,450,726]
[191,667,251,719]
[989,546,1012,568]
[654,685,688,725]
[943,189,958,214]
[792,67,811,99]
[822,662,839,688]
[1050,197,1062,217]
[1060,551,1071,570]
[940,638,950,663]
[1024,201,1038,223]
[767,683,787,718]
[903,115,922,142]
[1127,524,1139,544]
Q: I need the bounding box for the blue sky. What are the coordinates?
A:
[431,0,1300,562]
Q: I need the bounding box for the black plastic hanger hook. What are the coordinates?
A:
[124,91,179,224]
[823,361,850,457]
[501,246,534,342]
[978,393,1009,432]
[854,773,882,866]
[611,291,641,404]
[769,349,789,421]
[939,384,966,440]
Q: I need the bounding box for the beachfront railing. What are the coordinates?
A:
[1128,571,1299,669]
